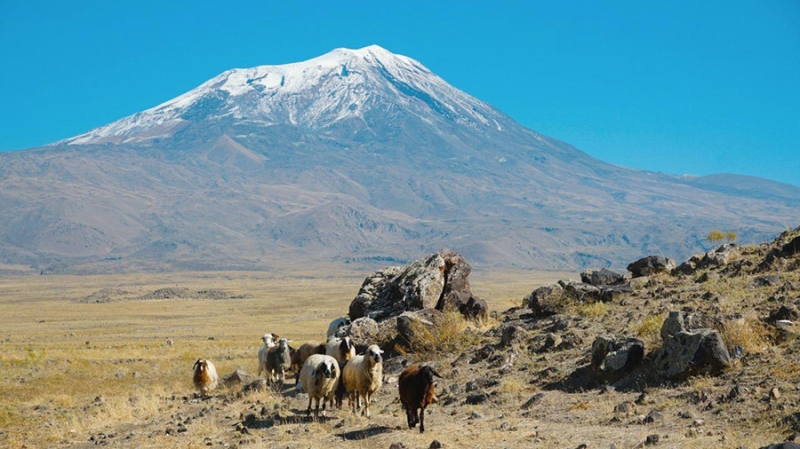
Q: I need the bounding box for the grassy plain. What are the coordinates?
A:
[0,267,570,447]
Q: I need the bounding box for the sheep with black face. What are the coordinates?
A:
[299,354,340,419]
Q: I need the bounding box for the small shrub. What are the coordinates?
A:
[404,310,480,358]
[636,313,666,348]
[576,301,608,318]
[718,316,770,355]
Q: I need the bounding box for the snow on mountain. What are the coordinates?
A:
[63,45,503,145]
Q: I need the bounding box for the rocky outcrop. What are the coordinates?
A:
[627,255,676,278]
[653,311,731,379]
[347,250,486,322]
[396,308,443,345]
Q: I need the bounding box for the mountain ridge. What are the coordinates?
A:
[1,45,797,274]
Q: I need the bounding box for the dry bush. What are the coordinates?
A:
[718,315,770,355]
[635,313,666,349]
[404,310,482,358]
[576,301,608,318]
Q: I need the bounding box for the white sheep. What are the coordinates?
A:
[192,359,219,396]
[299,354,341,419]
[342,344,384,418]
[257,333,277,377]
[327,317,351,337]
[265,338,292,385]
[325,335,355,365]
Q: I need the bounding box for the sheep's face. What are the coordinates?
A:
[194,359,207,372]
[421,365,442,383]
[340,337,354,356]
[367,345,383,364]
[318,361,334,379]
[262,334,275,346]
[277,338,290,350]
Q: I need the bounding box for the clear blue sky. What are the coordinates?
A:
[1,1,798,186]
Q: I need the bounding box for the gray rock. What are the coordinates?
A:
[340,317,379,348]
[782,236,800,256]
[529,332,562,353]
[580,268,624,286]
[591,335,644,373]
[560,280,603,303]
[526,283,566,316]
[348,251,485,322]
[222,368,255,387]
[653,326,731,379]
[396,308,443,345]
[521,392,545,410]
[499,325,530,348]
[627,255,676,278]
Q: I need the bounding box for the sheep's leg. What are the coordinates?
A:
[306,396,313,416]
[349,392,357,414]
[314,398,320,421]
[364,392,371,418]
[419,407,425,433]
[405,407,415,429]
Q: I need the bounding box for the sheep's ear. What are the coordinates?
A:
[431,369,443,378]
[378,348,384,354]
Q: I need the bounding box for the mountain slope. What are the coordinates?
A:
[0,45,797,274]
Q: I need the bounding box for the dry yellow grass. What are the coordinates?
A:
[0,267,563,448]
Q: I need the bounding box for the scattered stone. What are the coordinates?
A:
[466,377,499,392]
[470,411,485,419]
[526,283,567,317]
[627,255,676,278]
[521,393,546,410]
[429,440,444,449]
[645,434,660,445]
[222,369,255,387]
[580,268,625,286]
[754,275,781,287]
[389,444,407,449]
[771,387,782,401]
[500,325,530,347]
[643,410,663,423]
[529,332,562,353]
[591,335,644,374]
[465,393,489,405]
[614,401,636,416]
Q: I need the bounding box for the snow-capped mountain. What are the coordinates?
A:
[64,45,505,145]
[1,45,798,274]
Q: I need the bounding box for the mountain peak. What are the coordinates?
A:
[61,45,499,145]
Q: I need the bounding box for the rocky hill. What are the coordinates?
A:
[46,225,800,448]
[0,45,798,274]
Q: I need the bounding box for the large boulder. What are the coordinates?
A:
[347,250,486,322]
[580,268,625,286]
[627,255,676,278]
[525,283,566,317]
[653,311,731,379]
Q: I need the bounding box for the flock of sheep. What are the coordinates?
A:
[191,317,442,433]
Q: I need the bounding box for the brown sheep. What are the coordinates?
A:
[398,365,441,433]
[291,341,326,384]
[192,359,219,396]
